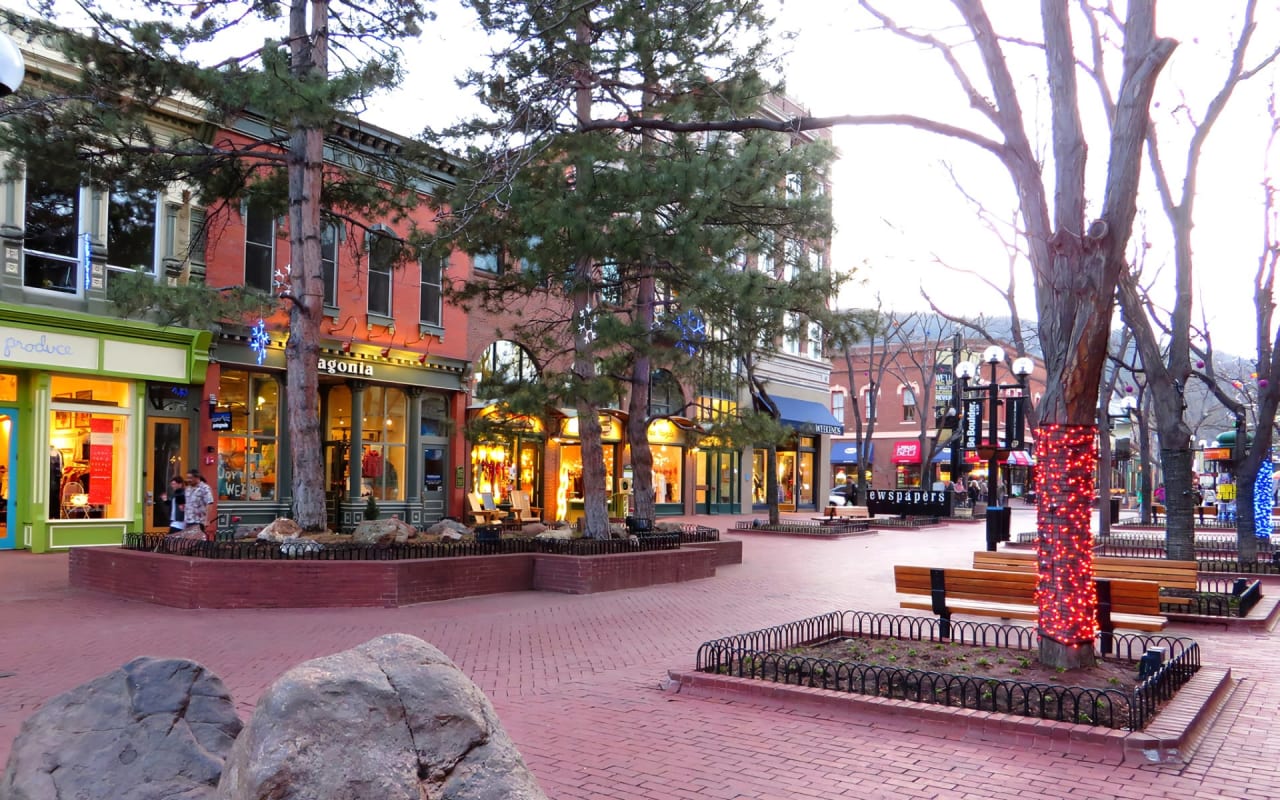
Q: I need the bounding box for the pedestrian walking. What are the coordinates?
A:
[161,476,186,534]
[183,469,215,541]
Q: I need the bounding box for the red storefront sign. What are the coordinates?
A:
[891,440,921,464]
[88,417,113,506]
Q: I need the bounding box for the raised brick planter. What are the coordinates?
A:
[70,545,718,609]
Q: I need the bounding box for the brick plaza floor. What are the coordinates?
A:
[3,508,1279,799]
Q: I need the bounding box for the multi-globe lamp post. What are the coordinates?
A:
[955,346,1034,551]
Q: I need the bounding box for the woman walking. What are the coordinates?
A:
[183,469,216,541]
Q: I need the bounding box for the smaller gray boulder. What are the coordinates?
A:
[2,657,242,800]
[351,516,417,544]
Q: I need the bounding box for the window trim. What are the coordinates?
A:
[419,254,444,327]
[243,198,277,293]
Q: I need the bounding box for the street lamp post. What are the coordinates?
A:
[949,333,963,492]
[957,345,1034,551]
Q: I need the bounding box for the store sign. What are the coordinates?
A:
[88,417,113,505]
[867,489,950,517]
[210,411,232,431]
[0,328,97,370]
[318,357,375,377]
[1203,447,1233,461]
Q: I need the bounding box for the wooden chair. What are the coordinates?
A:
[509,490,542,523]
[465,492,494,526]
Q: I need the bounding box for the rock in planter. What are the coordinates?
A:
[216,633,546,800]
[2,657,242,800]
[351,516,418,545]
[426,518,471,537]
[257,517,304,542]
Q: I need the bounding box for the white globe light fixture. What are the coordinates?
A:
[954,360,976,380]
[0,31,24,97]
[1011,356,1035,377]
[982,344,1005,364]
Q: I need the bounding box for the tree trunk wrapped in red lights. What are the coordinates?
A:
[1035,424,1099,665]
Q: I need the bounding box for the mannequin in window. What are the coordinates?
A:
[49,445,63,518]
[361,447,383,479]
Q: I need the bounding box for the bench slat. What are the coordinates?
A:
[972,551,1198,591]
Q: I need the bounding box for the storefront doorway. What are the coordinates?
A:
[0,407,15,549]
[695,450,738,514]
[145,417,188,533]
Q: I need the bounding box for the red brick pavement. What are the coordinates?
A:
[3,509,1280,799]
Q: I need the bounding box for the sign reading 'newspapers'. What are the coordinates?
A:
[867,489,950,517]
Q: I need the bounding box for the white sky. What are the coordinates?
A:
[373,0,1280,357]
[20,0,1278,356]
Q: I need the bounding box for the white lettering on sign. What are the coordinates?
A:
[5,334,73,358]
[318,357,374,377]
[894,443,916,457]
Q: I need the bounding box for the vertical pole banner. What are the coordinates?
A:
[88,417,113,505]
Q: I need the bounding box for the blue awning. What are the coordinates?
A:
[771,395,844,435]
[831,440,872,463]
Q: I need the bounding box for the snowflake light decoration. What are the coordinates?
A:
[248,319,271,366]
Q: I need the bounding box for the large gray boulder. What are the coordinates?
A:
[351,516,417,545]
[2,657,242,800]
[216,633,546,800]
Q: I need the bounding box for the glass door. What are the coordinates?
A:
[696,450,739,514]
[145,418,188,534]
[0,407,15,548]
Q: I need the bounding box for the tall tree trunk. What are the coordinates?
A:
[286,0,327,530]
[1160,447,1196,560]
[572,13,609,539]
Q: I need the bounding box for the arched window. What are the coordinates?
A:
[902,388,917,422]
[476,340,538,400]
[649,370,682,417]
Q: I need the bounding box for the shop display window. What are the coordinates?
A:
[360,386,406,501]
[49,376,132,519]
[650,444,682,504]
[215,371,278,501]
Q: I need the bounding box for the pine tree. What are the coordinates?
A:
[1,0,433,530]
[435,0,838,536]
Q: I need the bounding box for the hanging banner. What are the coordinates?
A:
[88,417,113,505]
[963,399,984,450]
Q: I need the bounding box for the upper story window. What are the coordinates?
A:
[321,220,340,308]
[864,388,876,421]
[756,230,775,276]
[420,255,443,327]
[599,259,622,306]
[367,230,398,317]
[807,322,823,360]
[23,165,81,294]
[831,391,845,423]
[782,311,800,355]
[649,369,681,417]
[785,172,803,200]
[902,388,917,422]
[476,339,538,400]
[473,249,502,274]
[106,181,159,289]
[243,198,277,292]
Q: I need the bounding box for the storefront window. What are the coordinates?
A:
[558,444,617,522]
[648,419,685,506]
[50,376,132,519]
[0,373,16,403]
[215,371,279,501]
[361,385,406,501]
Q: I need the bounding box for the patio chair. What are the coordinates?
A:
[509,490,542,524]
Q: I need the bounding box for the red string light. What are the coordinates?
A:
[1034,423,1098,647]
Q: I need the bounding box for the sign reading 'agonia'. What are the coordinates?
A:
[318,357,374,377]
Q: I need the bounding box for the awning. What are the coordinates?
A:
[930,447,982,465]
[771,396,844,435]
[891,440,921,464]
[831,440,873,463]
[1007,451,1036,467]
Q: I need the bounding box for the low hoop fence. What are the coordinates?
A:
[731,519,869,536]
[1161,578,1264,618]
[124,531,683,560]
[693,610,1200,732]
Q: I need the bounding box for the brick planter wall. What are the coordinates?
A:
[70,545,719,608]
[688,539,742,567]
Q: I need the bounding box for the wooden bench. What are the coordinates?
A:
[815,505,870,523]
[1151,504,1218,523]
[972,550,1198,607]
[893,565,1166,653]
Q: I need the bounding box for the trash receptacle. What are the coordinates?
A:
[1110,497,1121,525]
[476,524,501,543]
[985,506,1012,551]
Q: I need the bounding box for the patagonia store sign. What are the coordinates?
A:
[867,489,950,517]
[318,357,375,377]
[0,328,97,370]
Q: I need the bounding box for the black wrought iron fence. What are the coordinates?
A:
[124,531,683,560]
[694,610,1200,731]
[731,520,869,535]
